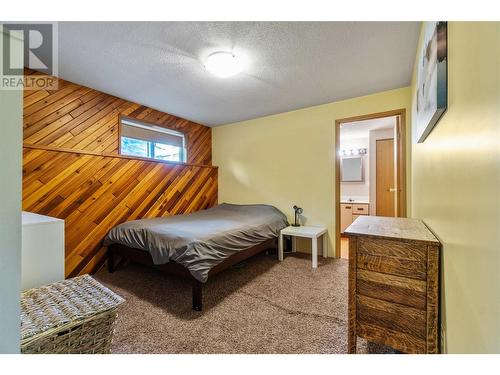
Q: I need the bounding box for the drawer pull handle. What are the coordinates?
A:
[345,206,351,209]
[357,208,364,211]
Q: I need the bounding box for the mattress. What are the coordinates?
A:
[104,203,289,282]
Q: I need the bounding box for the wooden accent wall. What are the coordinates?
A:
[23,69,211,165]
[22,70,217,277]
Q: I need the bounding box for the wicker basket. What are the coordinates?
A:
[21,275,124,354]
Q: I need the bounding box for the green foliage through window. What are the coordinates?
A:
[121,137,184,162]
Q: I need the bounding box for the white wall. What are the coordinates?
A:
[0,32,23,353]
[340,137,369,200]
[368,127,395,215]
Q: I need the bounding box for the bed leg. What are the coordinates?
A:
[107,248,115,273]
[192,280,203,311]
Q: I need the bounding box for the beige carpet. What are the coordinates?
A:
[95,252,392,354]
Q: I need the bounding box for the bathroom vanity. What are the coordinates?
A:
[341,200,370,233]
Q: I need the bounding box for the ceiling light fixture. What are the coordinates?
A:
[205,52,242,78]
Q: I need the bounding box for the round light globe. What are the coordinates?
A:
[205,52,242,78]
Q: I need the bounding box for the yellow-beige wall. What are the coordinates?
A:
[213,22,499,353]
[213,87,412,256]
[410,22,500,353]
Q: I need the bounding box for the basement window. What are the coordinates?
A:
[119,117,187,163]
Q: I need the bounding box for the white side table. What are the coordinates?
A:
[278,226,328,268]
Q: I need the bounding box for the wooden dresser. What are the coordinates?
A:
[344,216,441,354]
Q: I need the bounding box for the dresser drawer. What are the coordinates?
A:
[357,253,426,280]
[357,294,427,341]
[358,237,427,261]
[356,269,427,309]
[356,238,427,280]
[352,204,369,215]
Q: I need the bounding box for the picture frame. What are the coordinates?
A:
[415,21,448,143]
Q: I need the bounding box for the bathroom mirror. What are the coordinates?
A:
[341,156,363,182]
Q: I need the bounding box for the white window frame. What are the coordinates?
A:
[119,117,187,163]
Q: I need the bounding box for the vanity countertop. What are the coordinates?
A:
[341,199,369,205]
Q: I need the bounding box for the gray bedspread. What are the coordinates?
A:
[104,203,288,282]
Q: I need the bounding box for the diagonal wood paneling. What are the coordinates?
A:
[23,146,218,277]
[23,69,212,165]
[22,69,217,277]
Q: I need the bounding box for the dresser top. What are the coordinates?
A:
[344,216,440,244]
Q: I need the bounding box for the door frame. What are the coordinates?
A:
[335,108,407,258]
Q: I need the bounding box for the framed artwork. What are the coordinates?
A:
[415,21,448,143]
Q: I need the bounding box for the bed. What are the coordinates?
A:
[104,203,288,310]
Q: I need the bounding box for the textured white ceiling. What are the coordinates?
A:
[340,117,396,140]
[58,22,420,127]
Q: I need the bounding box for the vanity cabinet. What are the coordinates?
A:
[341,203,369,233]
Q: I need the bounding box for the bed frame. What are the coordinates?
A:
[107,238,277,311]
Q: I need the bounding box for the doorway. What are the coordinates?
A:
[335,109,407,259]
